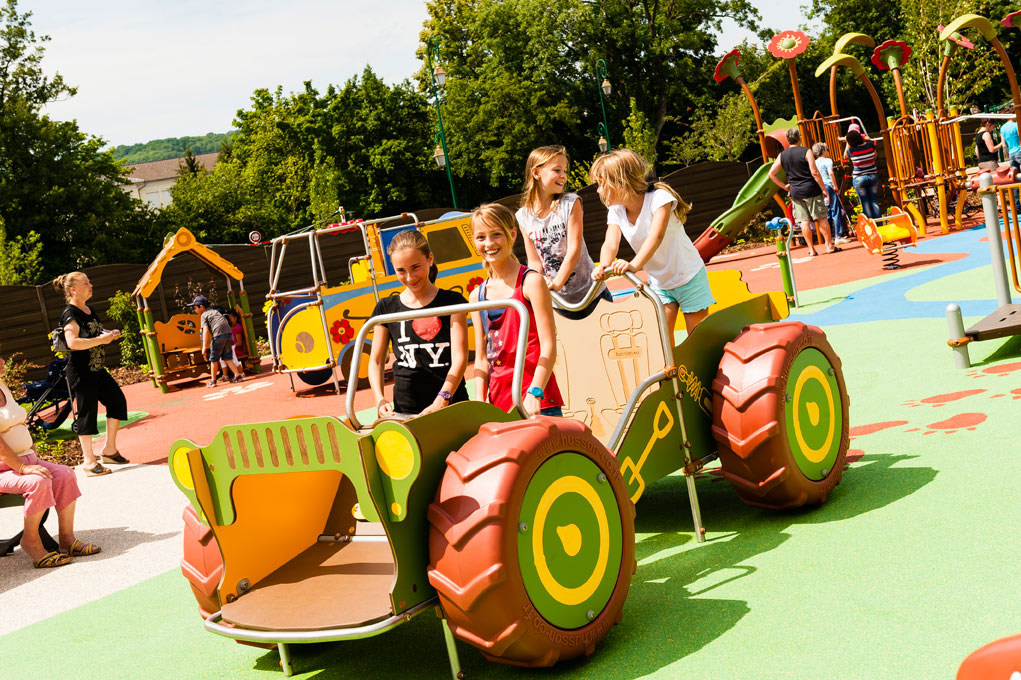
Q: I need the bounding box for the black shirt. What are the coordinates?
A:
[977,129,999,164]
[60,305,107,387]
[371,288,469,414]
[780,146,823,200]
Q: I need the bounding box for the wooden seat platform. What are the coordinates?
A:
[221,539,395,632]
[966,304,1021,341]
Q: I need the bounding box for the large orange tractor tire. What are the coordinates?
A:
[712,322,849,510]
[180,504,223,619]
[428,417,635,667]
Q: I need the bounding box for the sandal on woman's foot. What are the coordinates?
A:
[83,463,112,477]
[34,550,73,568]
[827,246,843,253]
[101,451,129,464]
[62,539,101,557]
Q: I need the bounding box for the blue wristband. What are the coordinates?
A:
[527,386,545,400]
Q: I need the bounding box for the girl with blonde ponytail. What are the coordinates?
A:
[590,148,713,334]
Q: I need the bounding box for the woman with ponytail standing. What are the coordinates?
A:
[55,272,129,476]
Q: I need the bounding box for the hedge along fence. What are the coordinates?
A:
[2,161,765,380]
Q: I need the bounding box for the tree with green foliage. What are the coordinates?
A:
[0,0,162,280]
[165,68,439,242]
[0,215,42,285]
[419,0,759,188]
[178,146,204,177]
[665,92,755,165]
[106,290,144,367]
[622,97,658,166]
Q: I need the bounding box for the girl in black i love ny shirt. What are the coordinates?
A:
[368,229,469,418]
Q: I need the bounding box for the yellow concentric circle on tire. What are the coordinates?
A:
[517,452,623,629]
[532,475,610,606]
[785,348,843,480]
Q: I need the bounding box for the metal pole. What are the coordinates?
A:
[979,173,1013,306]
[427,37,458,209]
[596,58,611,151]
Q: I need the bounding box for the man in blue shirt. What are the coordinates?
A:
[1001,108,1020,214]
[1001,110,1020,171]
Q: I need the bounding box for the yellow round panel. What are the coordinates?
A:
[375,430,415,480]
[172,446,195,490]
[279,307,331,370]
[391,502,402,516]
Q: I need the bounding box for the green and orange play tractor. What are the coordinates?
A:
[169,271,850,677]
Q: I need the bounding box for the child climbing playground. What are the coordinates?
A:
[589,148,715,334]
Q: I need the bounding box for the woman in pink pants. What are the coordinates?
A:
[0,354,100,568]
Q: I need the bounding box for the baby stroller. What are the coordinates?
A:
[16,358,76,433]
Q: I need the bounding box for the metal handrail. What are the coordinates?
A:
[548,278,609,312]
[345,299,532,429]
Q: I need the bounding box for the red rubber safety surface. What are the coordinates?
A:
[711,322,850,510]
[427,417,636,668]
[180,504,223,619]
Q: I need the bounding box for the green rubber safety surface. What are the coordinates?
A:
[784,347,843,480]
[517,452,623,630]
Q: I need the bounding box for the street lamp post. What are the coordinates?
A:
[596,58,612,152]
[426,36,458,209]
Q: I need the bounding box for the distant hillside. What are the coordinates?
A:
[112,132,235,164]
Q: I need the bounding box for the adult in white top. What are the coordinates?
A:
[0,355,100,568]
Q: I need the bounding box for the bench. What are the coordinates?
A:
[0,492,59,556]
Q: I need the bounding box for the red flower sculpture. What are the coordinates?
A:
[330,318,354,345]
[871,40,912,70]
[768,30,810,59]
[713,49,742,83]
[1003,10,1021,28]
[938,25,974,49]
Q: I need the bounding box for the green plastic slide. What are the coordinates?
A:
[693,162,786,262]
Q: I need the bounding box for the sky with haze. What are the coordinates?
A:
[19,0,808,147]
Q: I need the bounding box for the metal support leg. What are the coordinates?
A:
[278,642,293,677]
[684,474,706,543]
[439,611,463,680]
[946,303,971,369]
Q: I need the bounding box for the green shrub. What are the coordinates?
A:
[107,291,144,368]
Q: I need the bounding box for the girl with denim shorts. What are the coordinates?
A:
[589,148,715,336]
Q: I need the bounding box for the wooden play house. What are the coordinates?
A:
[132,228,260,393]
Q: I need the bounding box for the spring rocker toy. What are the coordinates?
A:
[853,207,920,269]
[169,268,850,676]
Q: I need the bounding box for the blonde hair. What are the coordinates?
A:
[589,149,692,222]
[469,203,518,275]
[520,145,568,215]
[387,229,437,282]
[53,272,87,302]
